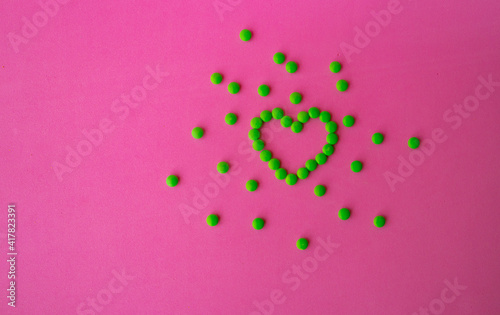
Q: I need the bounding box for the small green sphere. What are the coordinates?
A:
[291,121,303,133]
[248,129,260,140]
[316,153,327,165]
[281,116,293,128]
[268,158,281,170]
[286,173,298,186]
[272,108,284,120]
[260,110,272,122]
[290,92,302,104]
[251,117,263,129]
[336,79,349,92]
[297,111,310,123]
[225,113,238,125]
[228,82,240,94]
[275,168,287,180]
[297,167,309,179]
[351,160,363,172]
[252,218,265,230]
[258,84,270,97]
[260,150,272,162]
[246,179,258,192]
[408,137,420,149]
[296,238,309,250]
[329,61,342,73]
[314,185,326,197]
[320,111,332,123]
[308,107,320,119]
[323,144,335,156]
[166,175,179,187]
[206,214,219,226]
[372,133,384,144]
[286,61,298,73]
[325,121,338,133]
[273,52,286,64]
[343,115,355,127]
[327,133,339,145]
[217,161,229,174]
[240,29,252,41]
[211,72,223,84]
[374,215,386,228]
[338,208,351,220]
[253,139,265,151]
[305,159,318,171]
[192,127,204,139]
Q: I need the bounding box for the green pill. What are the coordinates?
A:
[211,72,223,84]
[253,139,265,151]
[290,92,302,104]
[166,175,179,187]
[329,61,342,73]
[327,133,339,145]
[372,133,384,144]
[325,121,338,133]
[320,111,332,123]
[336,79,348,92]
[338,208,351,220]
[296,238,309,250]
[291,121,303,133]
[260,110,272,122]
[374,215,386,228]
[258,84,270,97]
[268,158,281,170]
[206,214,219,226]
[286,174,298,186]
[251,117,263,129]
[323,144,334,156]
[248,129,260,140]
[273,52,286,64]
[272,108,284,119]
[192,127,204,139]
[308,107,320,119]
[343,115,355,127]
[281,116,293,128]
[408,137,420,149]
[228,82,240,94]
[275,168,287,180]
[297,167,309,179]
[316,153,327,165]
[305,159,318,171]
[260,150,272,162]
[314,185,326,197]
[240,29,252,41]
[286,61,298,73]
[252,218,265,230]
[217,161,229,174]
[225,113,238,125]
[297,111,310,123]
[246,179,258,192]
[351,160,363,172]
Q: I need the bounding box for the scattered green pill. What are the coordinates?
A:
[320,111,331,123]
[325,121,338,133]
[260,110,272,122]
[248,129,260,140]
[329,61,342,73]
[314,185,326,197]
[251,117,263,129]
[338,208,351,220]
[296,238,309,250]
[260,150,272,162]
[166,175,179,187]
[246,179,258,192]
[217,161,229,174]
[273,52,286,64]
[297,111,310,123]
[272,108,284,119]
[192,127,204,139]
[240,29,252,41]
[286,61,298,73]
[323,144,334,156]
[228,82,240,94]
[374,215,386,228]
[286,174,298,186]
[351,160,363,172]
[290,92,302,104]
[253,139,265,151]
[308,107,320,119]
[408,137,420,149]
[268,158,281,170]
[297,167,309,179]
[316,153,327,165]
[258,84,270,97]
[291,121,303,133]
[372,133,384,144]
[336,79,348,92]
[281,116,293,128]
[206,214,219,226]
[343,115,355,127]
[211,72,223,84]
[305,159,318,171]
[252,218,265,230]
[275,168,287,180]
[225,113,237,125]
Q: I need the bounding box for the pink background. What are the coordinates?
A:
[1,0,500,314]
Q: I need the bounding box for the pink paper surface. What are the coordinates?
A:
[1,0,500,314]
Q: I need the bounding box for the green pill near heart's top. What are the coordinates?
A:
[297,111,310,123]
[290,92,302,104]
[281,116,293,128]
[273,52,286,64]
[260,110,272,122]
[291,121,303,133]
[320,111,331,123]
[240,29,252,41]
[225,113,237,125]
[309,107,320,118]
[228,82,240,94]
[192,127,204,139]
[251,117,263,129]
[286,61,298,73]
[272,108,284,119]
[258,84,270,97]
[325,121,338,133]
[211,72,223,84]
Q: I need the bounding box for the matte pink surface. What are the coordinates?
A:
[1,0,500,314]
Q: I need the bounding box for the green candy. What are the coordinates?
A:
[192,127,204,139]
[268,158,281,170]
[374,216,386,228]
[329,61,342,73]
[319,111,331,123]
[296,238,309,250]
[325,121,338,133]
[246,179,258,191]
[290,92,302,104]
[338,208,351,220]
[211,72,223,84]
[285,174,298,185]
[166,175,179,187]
[206,214,219,226]
[327,133,339,145]
[297,111,310,123]
[408,137,420,149]
[281,116,293,128]
[253,139,265,151]
[251,117,263,129]
[258,84,270,97]
[343,115,355,127]
[252,218,265,230]
[260,150,272,162]
[314,185,326,197]
[228,82,240,94]
[273,52,286,64]
[351,160,363,172]
[336,79,348,92]
[225,113,238,125]
[248,129,260,140]
[316,153,327,165]
[272,108,284,119]
[239,29,252,41]
[286,61,298,73]
[275,168,287,180]
[260,110,272,122]
[297,167,309,179]
[217,161,229,174]
[308,107,320,118]
[372,133,384,144]
[323,144,334,156]
[291,121,303,133]
[305,159,318,171]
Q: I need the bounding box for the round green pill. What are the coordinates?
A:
[285,173,298,186]
[166,175,179,187]
[351,160,363,172]
[323,144,334,156]
[286,61,298,73]
[297,111,310,123]
[343,115,355,127]
[225,113,238,125]
[248,129,260,140]
[260,110,272,122]
[374,215,386,228]
[338,208,351,220]
[296,238,309,250]
[275,168,287,180]
[314,185,326,197]
[260,150,272,162]
[325,121,338,133]
[319,111,331,123]
[258,84,270,97]
[336,79,349,92]
[372,133,384,144]
[268,158,281,170]
[408,137,420,149]
[272,108,284,119]
[206,214,219,226]
[305,159,318,171]
[297,167,309,179]
[329,61,342,73]
[217,161,229,174]
[291,121,303,133]
[239,29,252,41]
[211,72,223,84]
[228,82,240,94]
[290,92,302,104]
[273,52,286,64]
[246,179,258,192]
[251,117,263,129]
[281,116,293,128]
[308,107,320,119]
[253,139,265,151]
[327,133,339,145]
[192,127,204,139]
[252,218,265,230]
[316,153,327,165]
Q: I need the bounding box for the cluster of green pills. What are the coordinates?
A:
[206,214,266,230]
[329,61,349,92]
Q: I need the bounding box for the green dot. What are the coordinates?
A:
[273,52,286,64]
[253,139,265,151]
[343,115,355,127]
[240,29,252,41]
[327,133,339,145]
[336,79,349,92]
[408,137,420,149]
[246,179,258,192]
[305,159,318,171]
[297,111,310,123]
[192,127,204,139]
[338,208,351,220]
[323,144,335,156]
[291,121,303,133]
[211,72,223,84]
[251,117,263,129]
[268,158,281,170]
[217,161,229,174]
[308,107,320,119]
[329,61,342,73]
[260,110,272,122]
[319,111,331,123]
[272,108,284,119]
[325,121,338,133]
[296,238,309,250]
[260,150,272,162]
[297,167,309,179]
[252,218,265,230]
[166,175,179,187]
[225,113,238,125]
[374,215,386,228]
[316,153,327,165]
[372,133,384,144]
[281,116,293,128]
[248,129,260,140]
[285,174,298,186]
[286,61,298,73]
[258,84,270,97]
[290,92,302,104]
[351,160,363,172]
[228,82,240,94]
[314,185,326,197]
[206,214,219,226]
[275,168,287,180]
